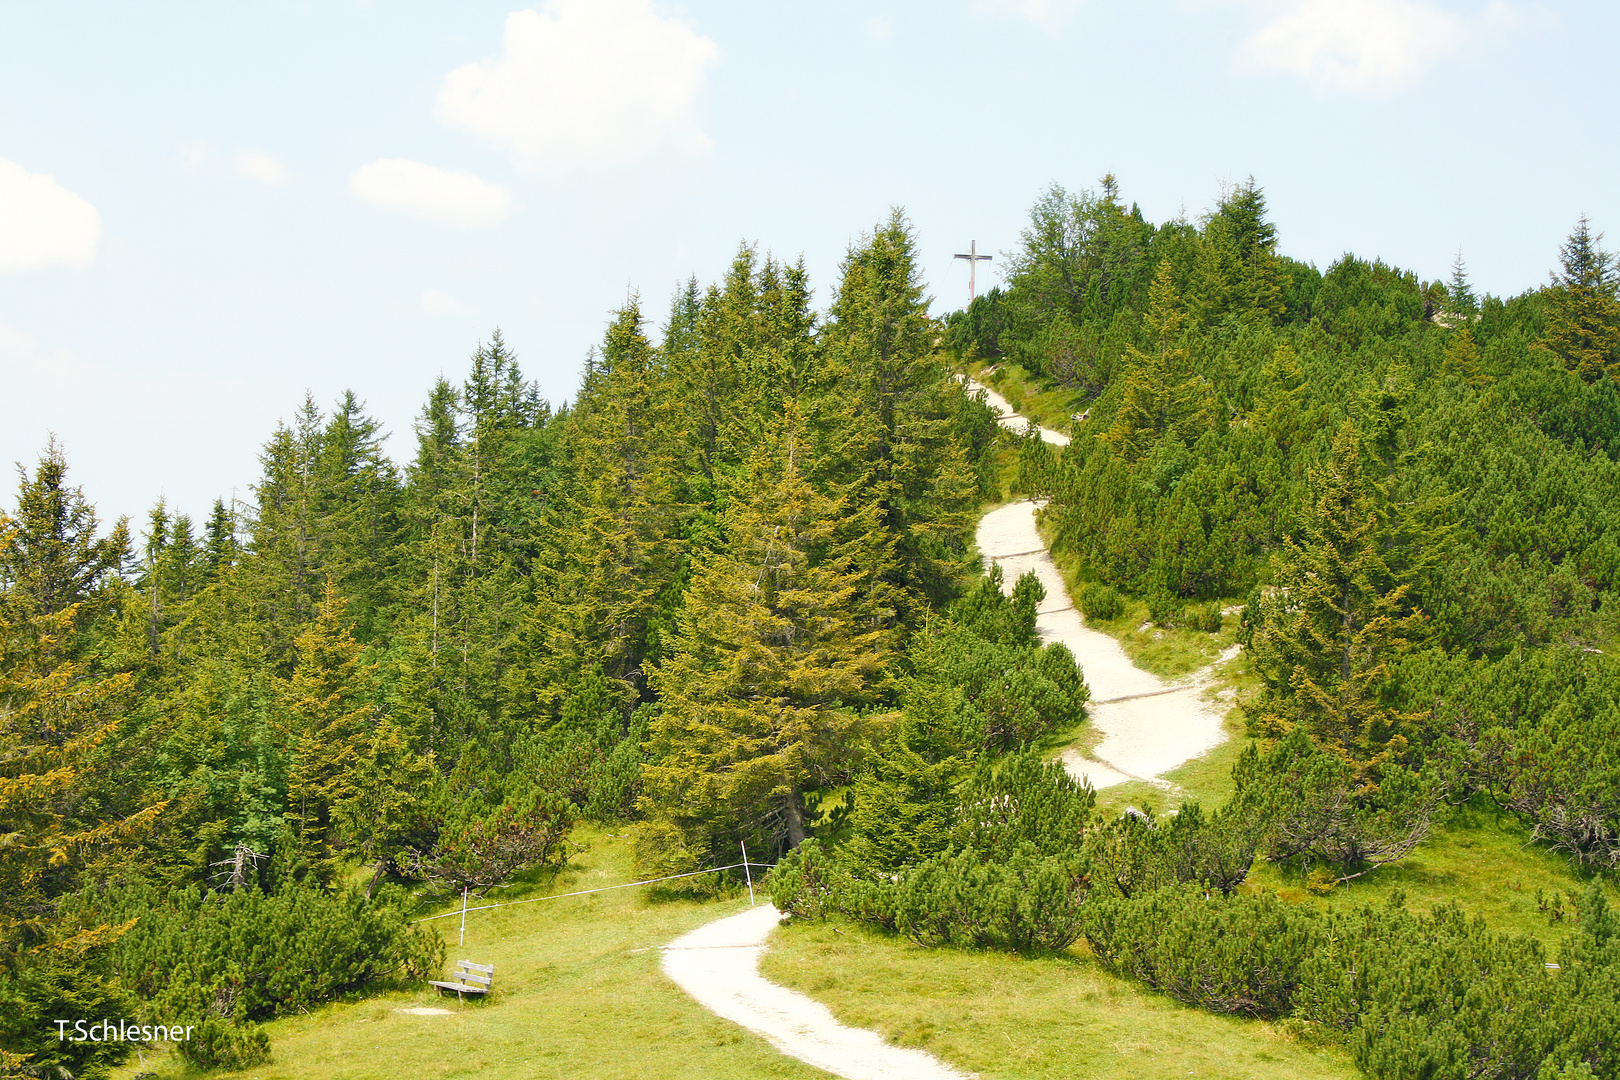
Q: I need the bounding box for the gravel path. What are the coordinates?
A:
[958,373,1070,446]
[962,378,1234,790]
[662,904,972,1080]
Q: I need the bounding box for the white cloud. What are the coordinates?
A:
[420,288,471,316]
[1239,0,1462,94]
[0,319,245,421]
[0,159,101,273]
[234,149,289,186]
[977,0,1082,28]
[865,16,895,40]
[436,0,720,171]
[349,158,512,227]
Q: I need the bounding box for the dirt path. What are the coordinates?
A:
[662,904,972,1080]
[962,379,1233,790]
[958,373,1070,446]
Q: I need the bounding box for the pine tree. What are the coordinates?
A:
[643,407,895,862]
[1104,260,1213,461]
[1538,216,1620,383]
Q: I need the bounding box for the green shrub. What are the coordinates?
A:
[58,880,444,1027]
[766,842,843,921]
[1079,582,1125,622]
[1086,798,1263,899]
[894,848,1085,952]
[1147,591,1183,626]
[1084,886,1321,1018]
[1185,602,1223,634]
[176,1018,271,1071]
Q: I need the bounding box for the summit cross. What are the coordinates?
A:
[953,240,992,303]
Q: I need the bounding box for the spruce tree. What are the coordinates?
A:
[643,407,894,862]
[1538,216,1620,383]
[821,211,979,613]
[0,440,129,629]
[1248,421,1421,776]
[1103,260,1213,461]
[537,302,685,705]
[1190,177,1284,327]
[277,581,375,874]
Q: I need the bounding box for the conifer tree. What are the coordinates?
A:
[1538,216,1620,383]
[1104,260,1213,461]
[1190,177,1284,327]
[538,302,685,704]
[1444,249,1478,321]
[201,498,239,580]
[0,441,128,631]
[643,407,894,862]
[277,581,375,873]
[1441,326,1490,386]
[1248,421,1421,776]
[821,211,980,612]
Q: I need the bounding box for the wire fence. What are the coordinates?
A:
[411,850,776,945]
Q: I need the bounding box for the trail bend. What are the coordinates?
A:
[661,905,972,1080]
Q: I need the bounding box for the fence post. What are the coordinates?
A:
[741,841,755,906]
[459,885,468,947]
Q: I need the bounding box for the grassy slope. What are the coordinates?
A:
[760,920,1357,1080]
[112,827,826,1080]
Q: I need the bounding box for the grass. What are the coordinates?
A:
[110,827,827,1080]
[1246,798,1620,951]
[759,918,1358,1080]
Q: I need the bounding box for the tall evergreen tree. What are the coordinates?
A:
[643,408,894,863]
[1247,421,1421,776]
[1538,216,1620,382]
[538,302,685,706]
[0,441,129,631]
[1104,260,1214,461]
[821,210,979,613]
[1190,177,1284,327]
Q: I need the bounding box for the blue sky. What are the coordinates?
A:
[2,0,1615,530]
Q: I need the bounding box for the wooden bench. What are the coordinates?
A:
[429,960,494,1000]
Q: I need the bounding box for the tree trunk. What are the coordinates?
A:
[784,786,807,850]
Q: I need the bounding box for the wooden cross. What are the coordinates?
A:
[954,240,992,303]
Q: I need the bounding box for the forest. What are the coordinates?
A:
[3,178,1620,1079]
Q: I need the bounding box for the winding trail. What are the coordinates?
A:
[963,373,1234,790]
[658,374,1236,1078]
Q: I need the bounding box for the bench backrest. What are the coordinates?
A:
[452,960,494,987]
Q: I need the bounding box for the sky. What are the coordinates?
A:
[2,0,1616,532]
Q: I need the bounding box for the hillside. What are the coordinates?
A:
[5,180,1620,1079]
